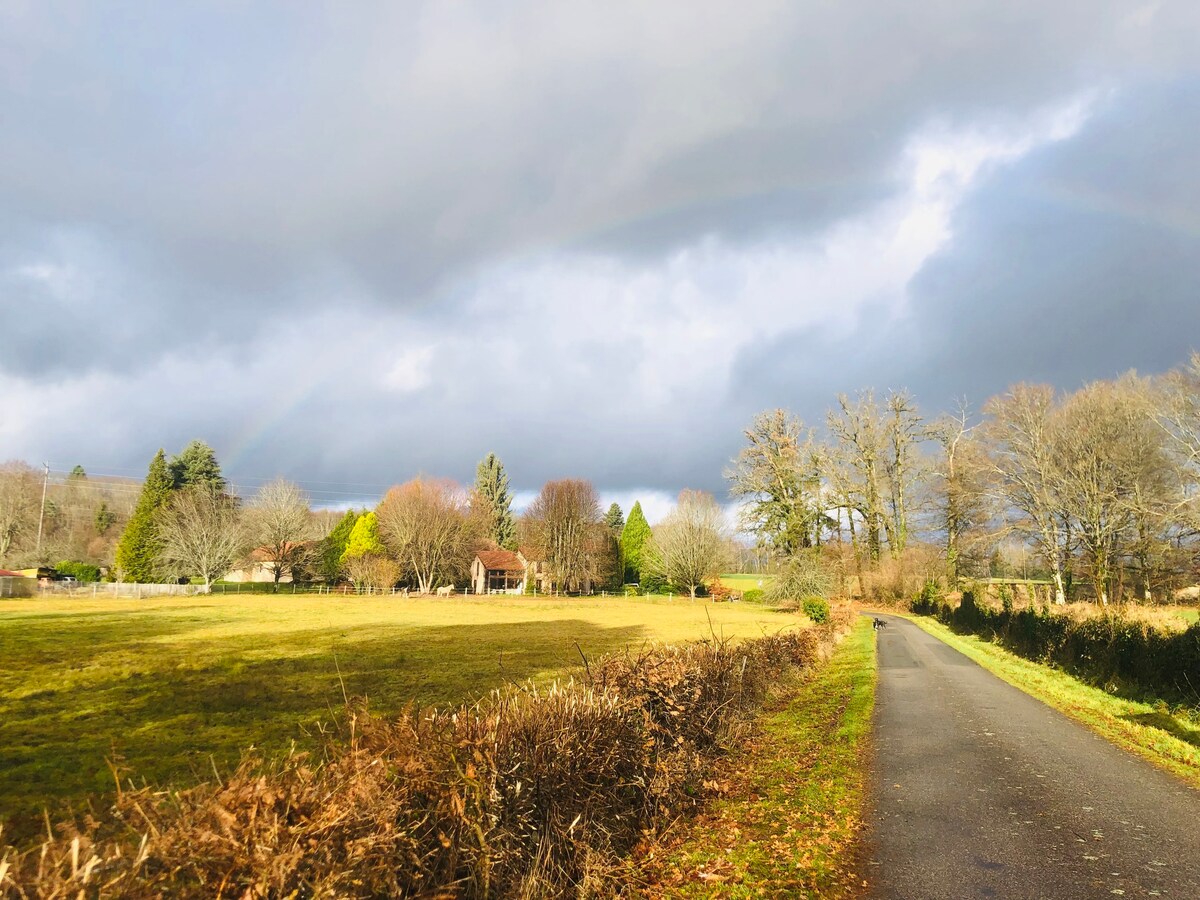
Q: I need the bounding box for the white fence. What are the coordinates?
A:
[35,581,207,598]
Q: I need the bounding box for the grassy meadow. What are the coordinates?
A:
[718,573,774,594]
[0,594,801,838]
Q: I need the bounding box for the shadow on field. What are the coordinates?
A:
[1120,711,1200,748]
[0,618,646,846]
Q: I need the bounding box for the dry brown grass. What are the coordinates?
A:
[0,613,851,899]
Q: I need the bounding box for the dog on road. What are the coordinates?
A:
[872,617,888,630]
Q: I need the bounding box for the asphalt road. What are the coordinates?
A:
[866,614,1200,899]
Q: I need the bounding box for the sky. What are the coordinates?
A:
[2,1,1199,519]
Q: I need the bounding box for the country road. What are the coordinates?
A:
[866,614,1200,899]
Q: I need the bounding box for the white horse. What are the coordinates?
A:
[435,585,454,597]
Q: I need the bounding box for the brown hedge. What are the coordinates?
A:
[0,612,849,899]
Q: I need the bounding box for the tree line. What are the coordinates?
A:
[727,353,1200,605]
[1,441,737,596]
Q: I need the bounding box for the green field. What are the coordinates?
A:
[718,573,775,593]
[0,595,801,837]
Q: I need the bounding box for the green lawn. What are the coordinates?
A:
[717,573,774,593]
[0,594,800,840]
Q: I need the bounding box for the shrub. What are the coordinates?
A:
[54,560,101,583]
[742,589,765,604]
[0,619,853,898]
[707,578,733,602]
[765,551,831,604]
[802,596,831,624]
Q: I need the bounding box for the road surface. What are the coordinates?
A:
[867,614,1200,899]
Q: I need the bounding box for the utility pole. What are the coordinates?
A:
[36,462,49,555]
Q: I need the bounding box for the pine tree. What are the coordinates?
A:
[620,501,652,584]
[341,512,385,563]
[318,509,358,582]
[604,502,625,533]
[68,465,87,481]
[170,440,226,492]
[474,453,517,549]
[94,502,116,535]
[115,449,176,582]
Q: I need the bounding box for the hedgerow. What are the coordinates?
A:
[912,591,1200,706]
[0,613,850,899]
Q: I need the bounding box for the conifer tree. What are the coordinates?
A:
[341,512,385,563]
[474,453,517,549]
[604,502,625,533]
[318,509,358,582]
[94,502,116,535]
[170,440,226,493]
[115,449,175,582]
[620,501,652,584]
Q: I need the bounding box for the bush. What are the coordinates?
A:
[802,596,831,624]
[765,551,831,604]
[0,619,853,898]
[54,560,101,583]
[742,589,765,604]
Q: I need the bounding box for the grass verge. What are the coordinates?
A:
[909,615,1200,789]
[630,617,877,897]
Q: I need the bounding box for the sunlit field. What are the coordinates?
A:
[0,594,802,837]
[718,573,775,594]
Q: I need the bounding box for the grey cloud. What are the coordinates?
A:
[5,1,1197,379]
[729,78,1200,437]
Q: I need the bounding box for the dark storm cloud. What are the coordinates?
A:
[4,2,1200,500]
[729,78,1200,437]
[5,1,1196,377]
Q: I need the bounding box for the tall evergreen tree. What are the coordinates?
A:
[115,449,176,582]
[341,512,385,563]
[318,509,358,582]
[604,502,625,533]
[170,440,226,493]
[474,453,517,549]
[620,501,652,584]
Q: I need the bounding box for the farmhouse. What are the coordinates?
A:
[469,549,592,595]
[471,549,527,594]
[224,542,313,583]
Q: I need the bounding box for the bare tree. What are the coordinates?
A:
[929,402,991,585]
[246,478,314,584]
[155,486,247,589]
[343,554,402,593]
[1055,376,1177,605]
[0,461,40,564]
[522,479,603,593]
[726,409,824,555]
[980,384,1071,604]
[883,389,925,557]
[827,391,888,561]
[376,478,475,593]
[1156,352,1200,540]
[645,490,733,599]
